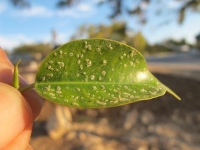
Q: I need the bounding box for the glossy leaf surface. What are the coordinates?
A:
[35,39,180,108]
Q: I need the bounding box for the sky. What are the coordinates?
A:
[0,0,200,51]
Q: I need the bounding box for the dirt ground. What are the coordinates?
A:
[30,73,200,150]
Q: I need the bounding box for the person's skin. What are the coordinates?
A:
[0,47,43,150]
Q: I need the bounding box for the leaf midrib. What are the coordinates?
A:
[36,82,150,85]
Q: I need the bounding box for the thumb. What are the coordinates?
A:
[0,83,33,150]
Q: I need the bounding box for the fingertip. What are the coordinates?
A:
[0,83,33,149]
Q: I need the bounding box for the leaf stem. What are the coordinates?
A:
[19,83,35,93]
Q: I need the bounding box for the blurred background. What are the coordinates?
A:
[1,0,200,149]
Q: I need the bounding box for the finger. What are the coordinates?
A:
[0,47,13,68]
[0,48,43,120]
[0,83,32,149]
[3,123,32,150]
[19,75,43,120]
[0,48,13,85]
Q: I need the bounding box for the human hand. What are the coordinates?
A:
[0,48,43,150]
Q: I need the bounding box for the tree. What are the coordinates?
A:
[13,43,52,56]
[130,32,147,54]
[72,22,147,53]
[196,33,200,49]
[9,0,30,8]
[165,39,187,46]
[9,0,200,24]
[71,22,127,40]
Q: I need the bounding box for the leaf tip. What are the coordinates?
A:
[165,86,181,100]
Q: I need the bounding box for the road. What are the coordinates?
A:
[145,51,200,80]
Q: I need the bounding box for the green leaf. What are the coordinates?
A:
[35,39,180,108]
